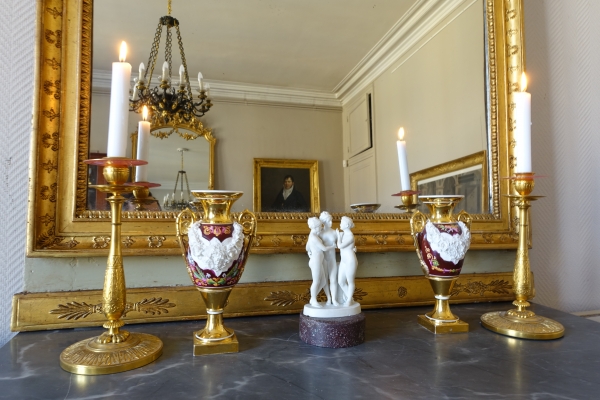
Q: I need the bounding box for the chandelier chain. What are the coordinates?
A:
[146,21,164,85]
[175,26,192,95]
[168,0,172,15]
[165,27,173,79]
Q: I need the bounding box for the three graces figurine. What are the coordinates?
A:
[306,212,358,309]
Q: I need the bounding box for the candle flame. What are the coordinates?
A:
[119,41,127,62]
[397,127,405,141]
[142,106,149,121]
[520,72,528,92]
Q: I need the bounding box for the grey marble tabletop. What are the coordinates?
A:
[1,302,598,399]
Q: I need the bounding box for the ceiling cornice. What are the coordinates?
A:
[91,0,476,111]
[92,71,342,111]
[335,0,478,105]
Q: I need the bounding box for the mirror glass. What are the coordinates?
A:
[90,0,489,215]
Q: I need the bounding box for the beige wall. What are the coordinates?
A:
[343,1,486,213]
[525,1,600,313]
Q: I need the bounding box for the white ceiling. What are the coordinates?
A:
[93,0,417,92]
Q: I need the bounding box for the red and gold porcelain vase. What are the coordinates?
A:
[410,195,472,334]
[176,190,257,355]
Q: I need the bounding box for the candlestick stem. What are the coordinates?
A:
[59,158,163,374]
[480,174,564,339]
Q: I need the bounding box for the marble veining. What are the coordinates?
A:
[0,303,599,399]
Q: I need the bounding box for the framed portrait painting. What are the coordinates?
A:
[410,151,488,215]
[253,158,320,213]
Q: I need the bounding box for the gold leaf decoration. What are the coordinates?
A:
[291,235,307,246]
[398,286,408,298]
[147,236,166,248]
[44,29,62,48]
[92,236,110,249]
[44,57,61,70]
[271,236,281,247]
[356,235,367,246]
[373,234,388,245]
[122,236,135,248]
[37,226,64,249]
[40,183,58,202]
[50,301,102,320]
[123,298,176,316]
[42,108,59,121]
[46,6,62,19]
[264,290,307,307]
[42,159,57,173]
[265,287,367,307]
[41,132,59,151]
[40,213,54,226]
[450,279,512,297]
[43,80,61,99]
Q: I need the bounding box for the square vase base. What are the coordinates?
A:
[417,314,469,334]
[193,333,239,356]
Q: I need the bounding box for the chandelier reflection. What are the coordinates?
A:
[163,148,193,212]
[129,0,212,139]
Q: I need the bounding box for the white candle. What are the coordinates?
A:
[161,61,169,82]
[139,62,146,81]
[198,72,204,91]
[179,65,184,86]
[132,62,145,100]
[396,127,410,191]
[514,73,532,173]
[135,106,151,182]
[106,41,132,158]
[205,83,211,97]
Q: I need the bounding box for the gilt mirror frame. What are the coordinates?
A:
[27,0,525,257]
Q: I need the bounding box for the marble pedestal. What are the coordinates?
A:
[299,313,366,348]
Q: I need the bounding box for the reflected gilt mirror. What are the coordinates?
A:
[27,0,526,256]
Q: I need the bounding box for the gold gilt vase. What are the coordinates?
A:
[410,195,472,334]
[176,190,257,355]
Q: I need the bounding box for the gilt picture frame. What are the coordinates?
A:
[410,151,488,215]
[253,158,320,213]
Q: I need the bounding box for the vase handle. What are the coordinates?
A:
[410,211,429,275]
[175,208,197,264]
[457,210,472,230]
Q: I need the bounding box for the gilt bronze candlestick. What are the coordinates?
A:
[59,158,164,374]
[393,190,419,213]
[480,173,564,340]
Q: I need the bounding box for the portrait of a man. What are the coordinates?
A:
[270,175,309,212]
[254,158,320,213]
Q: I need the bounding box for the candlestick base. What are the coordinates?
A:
[60,332,162,375]
[481,310,564,340]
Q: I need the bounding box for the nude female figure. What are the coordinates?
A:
[306,217,334,307]
[336,216,358,306]
[319,211,339,306]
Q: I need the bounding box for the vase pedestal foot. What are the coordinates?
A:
[60,332,163,375]
[193,332,239,355]
[481,310,564,340]
[417,314,469,334]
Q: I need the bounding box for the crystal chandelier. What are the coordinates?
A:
[129,0,212,139]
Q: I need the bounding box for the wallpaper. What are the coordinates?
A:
[526,0,600,312]
[0,0,35,346]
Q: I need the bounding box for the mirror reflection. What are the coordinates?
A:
[90,0,489,215]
